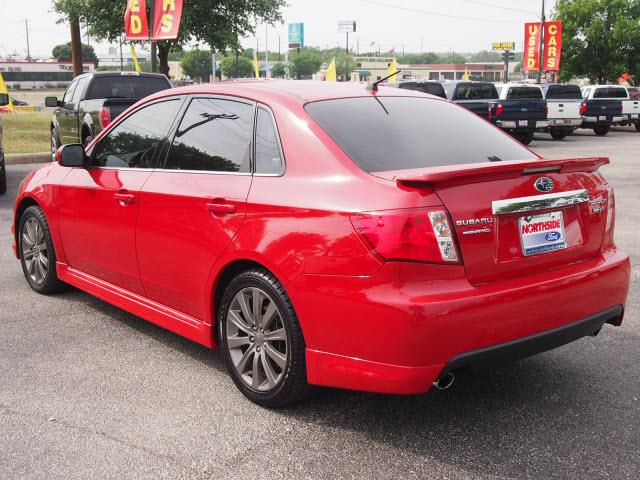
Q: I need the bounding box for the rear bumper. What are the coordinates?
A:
[496,119,548,129]
[582,116,624,124]
[547,118,582,127]
[295,249,630,395]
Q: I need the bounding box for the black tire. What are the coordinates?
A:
[635,123,640,132]
[516,130,535,145]
[218,268,312,408]
[549,128,568,140]
[18,206,66,294]
[0,156,6,195]
[593,125,610,136]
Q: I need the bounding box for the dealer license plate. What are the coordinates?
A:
[599,115,607,121]
[519,211,567,256]
[519,120,528,127]
[555,119,565,125]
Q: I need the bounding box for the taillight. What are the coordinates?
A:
[99,107,111,128]
[579,102,587,115]
[350,207,459,264]
[496,103,503,117]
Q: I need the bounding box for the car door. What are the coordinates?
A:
[57,79,78,145]
[58,98,183,295]
[136,96,255,319]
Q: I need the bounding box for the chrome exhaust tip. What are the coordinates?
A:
[433,372,455,391]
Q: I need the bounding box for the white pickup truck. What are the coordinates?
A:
[539,83,583,140]
[581,85,637,133]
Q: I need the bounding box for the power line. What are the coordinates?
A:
[456,0,537,15]
[359,0,528,24]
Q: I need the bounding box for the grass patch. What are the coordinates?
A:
[2,112,51,154]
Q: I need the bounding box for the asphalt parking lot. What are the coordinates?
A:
[1,128,639,480]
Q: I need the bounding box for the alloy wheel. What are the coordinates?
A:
[21,217,48,285]
[225,287,288,392]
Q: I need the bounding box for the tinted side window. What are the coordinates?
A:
[62,80,78,104]
[255,108,283,174]
[71,78,87,105]
[91,99,180,168]
[165,98,253,173]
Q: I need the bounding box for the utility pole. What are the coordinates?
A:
[265,24,269,78]
[345,31,349,81]
[25,20,31,61]
[119,35,124,70]
[537,0,545,84]
[70,18,83,76]
[149,1,157,72]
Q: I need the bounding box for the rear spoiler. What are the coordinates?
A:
[395,157,609,187]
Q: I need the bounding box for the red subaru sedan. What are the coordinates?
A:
[12,81,630,407]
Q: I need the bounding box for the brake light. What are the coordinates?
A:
[496,103,503,117]
[99,107,111,128]
[350,208,459,263]
[580,102,587,115]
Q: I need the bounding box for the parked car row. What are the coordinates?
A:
[388,80,639,144]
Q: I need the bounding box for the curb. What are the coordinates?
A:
[5,152,51,165]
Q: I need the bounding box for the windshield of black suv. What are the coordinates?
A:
[86,76,170,100]
[305,96,536,173]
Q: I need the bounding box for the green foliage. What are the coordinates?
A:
[52,42,99,65]
[181,49,213,81]
[270,62,286,78]
[555,0,640,84]
[289,48,323,78]
[468,50,502,62]
[220,56,254,78]
[397,52,439,64]
[438,52,467,64]
[335,54,357,79]
[52,0,285,75]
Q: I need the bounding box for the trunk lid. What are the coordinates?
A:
[546,99,581,120]
[376,158,610,285]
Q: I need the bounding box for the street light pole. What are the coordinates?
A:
[536,0,545,84]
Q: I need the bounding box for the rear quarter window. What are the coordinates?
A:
[305,96,536,173]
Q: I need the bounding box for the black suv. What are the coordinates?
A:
[440,81,499,120]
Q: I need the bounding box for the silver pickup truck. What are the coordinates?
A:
[539,83,582,140]
[0,92,9,194]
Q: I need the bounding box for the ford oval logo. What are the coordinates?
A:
[545,232,561,241]
[534,177,555,192]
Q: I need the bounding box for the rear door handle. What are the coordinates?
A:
[205,202,236,214]
[114,192,135,205]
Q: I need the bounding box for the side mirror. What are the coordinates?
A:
[45,96,60,108]
[0,93,8,106]
[57,144,86,167]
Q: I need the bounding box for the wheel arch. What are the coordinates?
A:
[14,196,41,259]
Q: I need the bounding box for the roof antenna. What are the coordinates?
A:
[366,70,402,93]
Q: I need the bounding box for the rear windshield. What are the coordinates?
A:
[399,83,446,98]
[86,76,170,100]
[593,87,627,99]
[305,97,536,173]
[545,85,582,100]
[507,87,543,100]
[453,83,498,100]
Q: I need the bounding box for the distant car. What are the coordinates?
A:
[0,92,8,194]
[579,86,625,136]
[385,80,447,99]
[45,71,172,159]
[11,81,630,407]
[539,83,583,140]
[440,81,498,120]
[10,97,28,106]
[489,84,549,145]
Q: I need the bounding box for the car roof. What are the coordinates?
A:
[77,71,169,80]
[144,80,433,105]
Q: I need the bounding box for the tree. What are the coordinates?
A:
[398,52,439,64]
[289,49,323,79]
[469,50,502,62]
[53,0,285,76]
[181,49,212,82]
[220,56,253,78]
[438,52,467,64]
[270,62,286,78]
[335,54,357,80]
[555,0,640,84]
[52,41,99,65]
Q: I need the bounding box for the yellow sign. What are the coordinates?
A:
[492,42,515,51]
[325,57,337,82]
[0,71,13,113]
